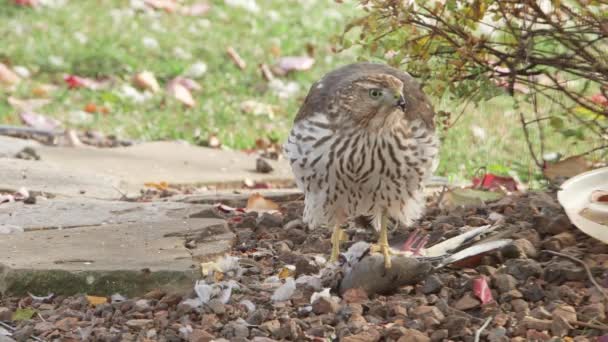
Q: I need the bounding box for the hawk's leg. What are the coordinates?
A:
[329,225,346,263]
[370,213,393,268]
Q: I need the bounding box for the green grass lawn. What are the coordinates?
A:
[0,0,599,184]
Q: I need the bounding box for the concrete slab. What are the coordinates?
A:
[0,136,40,158]
[0,218,234,296]
[0,158,128,199]
[0,198,211,231]
[0,141,292,199]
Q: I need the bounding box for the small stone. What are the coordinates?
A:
[493,274,518,293]
[257,212,283,228]
[511,299,529,313]
[143,289,166,300]
[579,303,605,322]
[542,232,576,251]
[343,328,381,342]
[466,216,489,226]
[126,319,153,329]
[521,316,552,331]
[530,306,553,320]
[261,320,281,336]
[521,283,545,302]
[493,313,509,327]
[410,306,445,327]
[429,329,448,342]
[487,327,508,342]
[397,329,430,342]
[443,316,469,337]
[134,299,151,311]
[342,288,369,304]
[453,293,480,311]
[256,158,274,173]
[543,260,586,283]
[551,314,572,337]
[501,238,538,259]
[552,304,577,323]
[312,296,340,315]
[55,317,78,331]
[477,265,497,277]
[422,275,443,294]
[12,325,33,342]
[207,299,226,315]
[33,321,54,335]
[505,259,542,281]
[0,307,11,321]
[535,213,572,235]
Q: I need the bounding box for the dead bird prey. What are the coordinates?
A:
[284,62,439,268]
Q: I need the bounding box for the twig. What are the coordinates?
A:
[542,250,608,302]
[474,316,493,342]
[259,64,274,81]
[226,47,246,70]
[571,319,608,331]
[519,111,543,168]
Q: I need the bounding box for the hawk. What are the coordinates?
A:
[284,62,439,268]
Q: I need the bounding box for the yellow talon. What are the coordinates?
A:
[329,225,345,263]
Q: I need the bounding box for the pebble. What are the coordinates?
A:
[125,319,153,329]
[579,303,606,322]
[207,298,226,315]
[421,275,443,294]
[504,259,542,281]
[397,329,430,342]
[521,316,552,331]
[0,307,11,321]
[342,328,381,342]
[493,274,518,293]
[487,327,509,342]
[452,293,480,311]
[501,238,538,259]
[521,283,545,302]
[255,158,274,173]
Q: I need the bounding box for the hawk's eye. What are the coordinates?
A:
[369,88,383,99]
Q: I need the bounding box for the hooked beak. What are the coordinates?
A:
[396,95,407,111]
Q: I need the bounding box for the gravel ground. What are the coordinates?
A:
[2,191,608,342]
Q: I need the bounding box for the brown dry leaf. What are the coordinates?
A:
[246,193,280,211]
[144,181,169,191]
[133,71,160,93]
[543,155,593,181]
[32,84,58,97]
[227,47,246,70]
[86,295,108,306]
[166,81,195,107]
[0,63,21,85]
[170,77,201,92]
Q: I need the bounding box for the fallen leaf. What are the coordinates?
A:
[181,2,211,16]
[31,84,58,97]
[440,188,504,209]
[473,276,493,304]
[7,97,51,112]
[170,77,201,92]
[227,46,246,70]
[0,63,21,85]
[144,181,169,191]
[12,308,36,321]
[472,173,518,192]
[278,265,295,279]
[274,56,315,75]
[246,193,280,211]
[64,75,106,90]
[144,0,177,12]
[86,295,108,306]
[543,155,593,181]
[240,100,274,117]
[166,81,195,107]
[133,71,160,93]
[20,111,62,131]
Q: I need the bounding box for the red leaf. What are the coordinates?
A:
[472,173,518,192]
[64,75,87,89]
[590,93,608,107]
[473,277,494,305]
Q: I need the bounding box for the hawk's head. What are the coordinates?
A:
[337,73,407,131]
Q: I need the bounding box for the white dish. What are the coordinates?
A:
[557,167,608,243]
